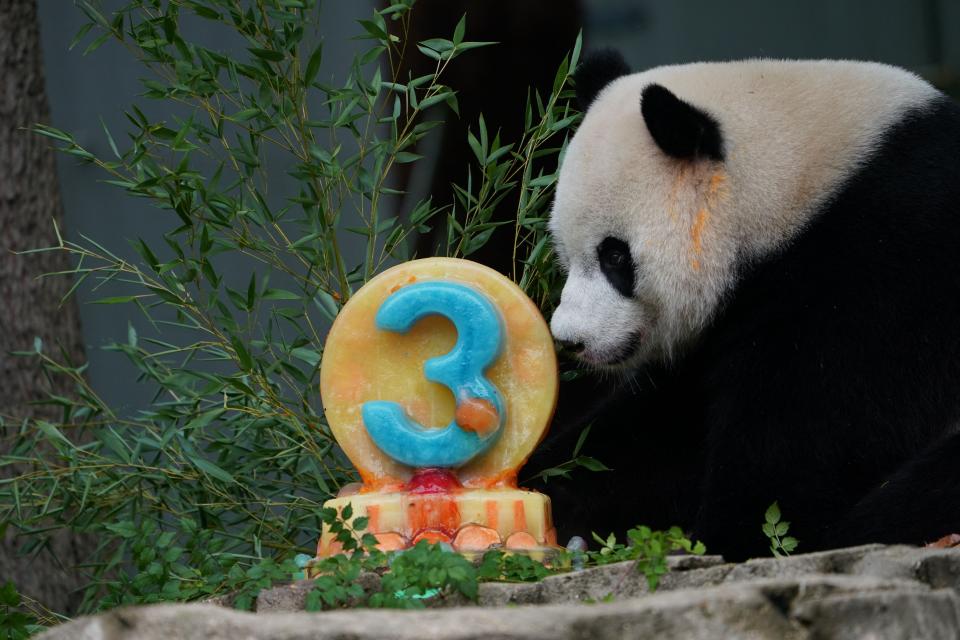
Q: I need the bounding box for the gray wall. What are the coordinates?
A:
[587,0,959,89]
[36,0,960,412]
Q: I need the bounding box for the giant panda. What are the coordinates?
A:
[533,51,960,561]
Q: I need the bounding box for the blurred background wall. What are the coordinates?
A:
[33,0,960,413]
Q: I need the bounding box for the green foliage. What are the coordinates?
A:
[301,504,385,611]
[590,526,706,591]
[628,526,706,591]
[305,552,373,611]
[523,423,610,484]
[478,550,554,583]
[371,541,479,608]
[86,515,299,611]
[305,507,477,610]
[2,0,583,619]
[763,501,798,557]
[303,508,700,608]
[0,582,44,640]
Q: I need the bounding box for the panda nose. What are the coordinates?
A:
[557,338,585,353]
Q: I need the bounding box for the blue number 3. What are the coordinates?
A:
[361,281,506,468]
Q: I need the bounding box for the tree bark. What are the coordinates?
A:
[0,0,90,615]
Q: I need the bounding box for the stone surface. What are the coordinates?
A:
[793,588,960,640]
[37,545,960,640]
[257,572,383,613]
[477,554,729,606]
[35,584,797,640]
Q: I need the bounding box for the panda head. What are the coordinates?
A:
[549,52,936,368]
[550,50,731,368]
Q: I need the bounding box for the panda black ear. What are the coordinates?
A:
[640,84,724,161]
[574,49,631,111]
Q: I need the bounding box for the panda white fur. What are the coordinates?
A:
[534,50,960,560]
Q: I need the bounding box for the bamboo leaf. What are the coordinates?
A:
[248,47,284,62]
[232,108,261,122]
[304,43,323,86]
[189,455,236,484]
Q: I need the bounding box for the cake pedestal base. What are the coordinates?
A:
[314,487,558,565]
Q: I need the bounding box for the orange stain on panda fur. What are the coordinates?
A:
[690,207,710,255]
[707,171,727,201]
[686,171,728,271]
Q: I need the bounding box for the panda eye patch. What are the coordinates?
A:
[597,236,635,297]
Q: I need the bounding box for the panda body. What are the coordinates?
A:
[539,54,960,560]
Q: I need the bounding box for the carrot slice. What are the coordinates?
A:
[453,524,502,551]
[412,529,452,545]
[374,531,408,552]
[504,531,539,549]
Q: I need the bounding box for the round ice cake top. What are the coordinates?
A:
[320,257,558,488]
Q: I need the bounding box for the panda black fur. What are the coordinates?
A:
[533,50,960,560]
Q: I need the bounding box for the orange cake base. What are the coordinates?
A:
[314,485,558,560]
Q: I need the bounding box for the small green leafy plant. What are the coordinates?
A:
[590,526,706,591]
[478,549,554,583]
[372,541,479,608]
[763,501,799,557]
[305,553,369,611]
[305,504,385,610]
[320,503,379,556]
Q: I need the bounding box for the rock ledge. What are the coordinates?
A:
[37,545,960,640]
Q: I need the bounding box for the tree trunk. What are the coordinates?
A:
[0,0,90,615]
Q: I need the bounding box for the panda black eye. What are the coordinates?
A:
[605,250,625,267]
[597,237,636,297]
